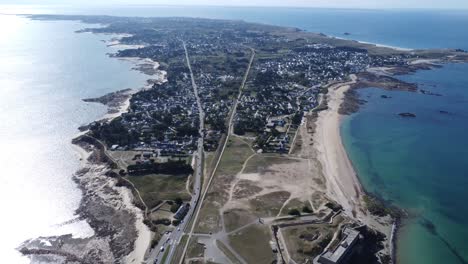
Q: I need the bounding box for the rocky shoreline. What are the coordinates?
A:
[83,88,133,115]
[338,59,466,115]
[18,136,147,264]
[17,32,162,264]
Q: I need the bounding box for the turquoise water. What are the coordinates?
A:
[3,5,468,50]
[0,15,148,263]
[1,5,468,264]
[341,63,468,264]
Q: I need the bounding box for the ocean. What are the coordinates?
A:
[341,64,468,264]
[0,14,148,263]
[1,5,467,264]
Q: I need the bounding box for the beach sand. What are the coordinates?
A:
[313,75,363,214]
[313,75,394,254]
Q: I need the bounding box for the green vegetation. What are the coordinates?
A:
[249,191,291,217]
[170,235,189,264]
[126,174,190,209]
[282,223,337,262]
[161,245,171,264]
[363,195,400,217]
[242,155,295,174]
[127,160,193,176]
[302,206,313,213]
[288,209,301,216]
[216,137,254,176]
[229,225,274,264]
[187,239,205,258]
[223,209,257,232]
[325,201,343,212]
[216,240,243,264]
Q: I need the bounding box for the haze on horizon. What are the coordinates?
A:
[1,0,468,10]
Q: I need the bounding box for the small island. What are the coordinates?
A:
[398,112,417,117]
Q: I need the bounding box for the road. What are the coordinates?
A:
[146,41,205,264]
[176,47,255,264]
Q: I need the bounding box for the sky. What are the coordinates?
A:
[1,0,467,9]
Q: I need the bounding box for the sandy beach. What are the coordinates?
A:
[313,75,394,254]
[313,75,363,214]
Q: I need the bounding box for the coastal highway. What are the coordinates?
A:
[146,41,205,264]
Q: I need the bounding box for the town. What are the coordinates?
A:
[28,15,445,264]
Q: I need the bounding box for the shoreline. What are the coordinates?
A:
[18,27,161,263]
[312,74,396,259]
[331,35,413,51]
[73,88,152,263]
[68,42,162,262]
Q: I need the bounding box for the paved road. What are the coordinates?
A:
[146,41,205,264]
[176,47,256,264]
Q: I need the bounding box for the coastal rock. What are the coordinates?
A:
[351,72,418,92]
[19,141,144,263]
[83,88,132,106]
[439,110,453,115]
[339,89,367,115]
[398,112,416,118]
[420,89,442,96]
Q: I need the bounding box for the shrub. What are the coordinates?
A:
[170,203,181,213]
[302,206,313,213]
[288,209,301,216]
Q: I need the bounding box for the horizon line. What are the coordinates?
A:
[1,3,468,11]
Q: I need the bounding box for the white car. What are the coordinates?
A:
[160,246,164,252]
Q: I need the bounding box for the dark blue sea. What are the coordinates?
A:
[2,5,468,264]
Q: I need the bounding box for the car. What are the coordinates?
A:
[160,246,164,252]
[177,227,181,231]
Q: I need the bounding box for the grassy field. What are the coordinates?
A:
[187,237,205,258]
[126,174,190,209]
[223,208,258,233]
[215,137,254,176]
[216,240,243,264]
[229,224,275,264]
[281,215,345,263]
[194,201,222,234]
[249,191,291,217]
[279,198,311,216]
[195,137,254,233]
[242,154,295,174]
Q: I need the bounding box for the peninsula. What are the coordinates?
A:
[19,14,468,264]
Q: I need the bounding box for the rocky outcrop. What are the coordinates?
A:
[398,112,416,118]
[83,88,132,114]
[19,141,142,264]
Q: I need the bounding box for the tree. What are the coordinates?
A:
[302,206,313,214]
[170,203,181,213]
[288,209,301,216]
[174,197,183,205]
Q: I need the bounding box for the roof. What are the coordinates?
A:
[319,228,359,264]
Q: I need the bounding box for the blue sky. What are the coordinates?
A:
[1,0,468,9]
